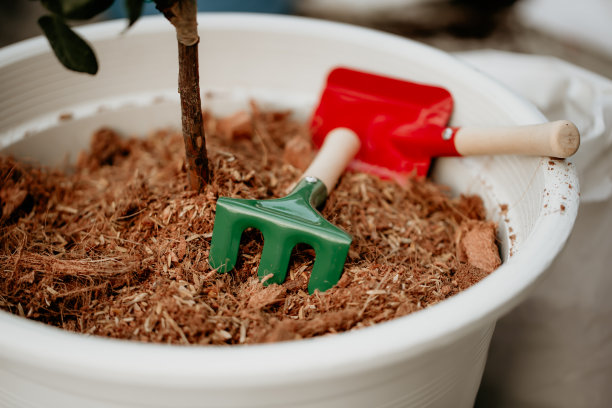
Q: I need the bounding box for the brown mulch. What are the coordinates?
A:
[0,103,500,345]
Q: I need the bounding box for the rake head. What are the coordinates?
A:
[209,178,352,294]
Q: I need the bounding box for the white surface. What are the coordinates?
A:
[0,14,578,407]
[518,0,612,59]
[458,50,612,202]
[458,49,612,407]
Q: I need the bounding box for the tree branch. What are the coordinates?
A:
[156,0,209,190]
[178,41,209,190]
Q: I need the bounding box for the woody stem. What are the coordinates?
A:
[178,40,209,190]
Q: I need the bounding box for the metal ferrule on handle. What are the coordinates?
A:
[391,120,581,162]
[209,126,361,294]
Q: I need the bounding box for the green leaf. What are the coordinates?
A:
[125,0,144,28]
[38,15,98,75]
[41,0,114,20]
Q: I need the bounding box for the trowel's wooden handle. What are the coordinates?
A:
[454,120,580,158]
[303,127,361,192]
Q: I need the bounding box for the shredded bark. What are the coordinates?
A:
[0,103,500,345]
[458,221,501,272]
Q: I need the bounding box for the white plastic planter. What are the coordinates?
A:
[0,13,579,408]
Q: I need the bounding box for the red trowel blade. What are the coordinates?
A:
[310,67,454,179]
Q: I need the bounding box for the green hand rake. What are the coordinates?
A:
[209,128,361,294]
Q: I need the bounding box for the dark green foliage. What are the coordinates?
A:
[41,0,114,20]
[38,15,98,74]
[125,0,145,27]
[36,0,147,74]
[35,0,179,74]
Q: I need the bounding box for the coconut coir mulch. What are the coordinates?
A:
[0,103,500,345]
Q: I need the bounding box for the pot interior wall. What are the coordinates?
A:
[0,16,550,260]
[0,14,579,408]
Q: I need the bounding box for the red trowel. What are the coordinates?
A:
[310,67,580,181]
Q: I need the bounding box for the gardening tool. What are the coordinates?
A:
[209,128,360,294]
[310,67,580,180]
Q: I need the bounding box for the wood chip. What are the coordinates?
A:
[0,105,499,345]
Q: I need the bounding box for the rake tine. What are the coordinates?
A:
[209,197,248,273]
[209,128,361,293]
[309,234,351,293]
[258,232,293,285]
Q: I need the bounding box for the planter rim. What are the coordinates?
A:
[0,12,579,387]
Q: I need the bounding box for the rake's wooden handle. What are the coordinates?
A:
[303,127,361,192]
[453,120,580,158]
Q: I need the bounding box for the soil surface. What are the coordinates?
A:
[0,104,500,345]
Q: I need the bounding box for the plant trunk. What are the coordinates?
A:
[156,0,209,191]
[178,41,209,190]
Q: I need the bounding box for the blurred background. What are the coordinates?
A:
[1,1,610,407]
[1,0,611,78]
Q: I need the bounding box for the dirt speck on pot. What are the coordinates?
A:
[0,103,500,345]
